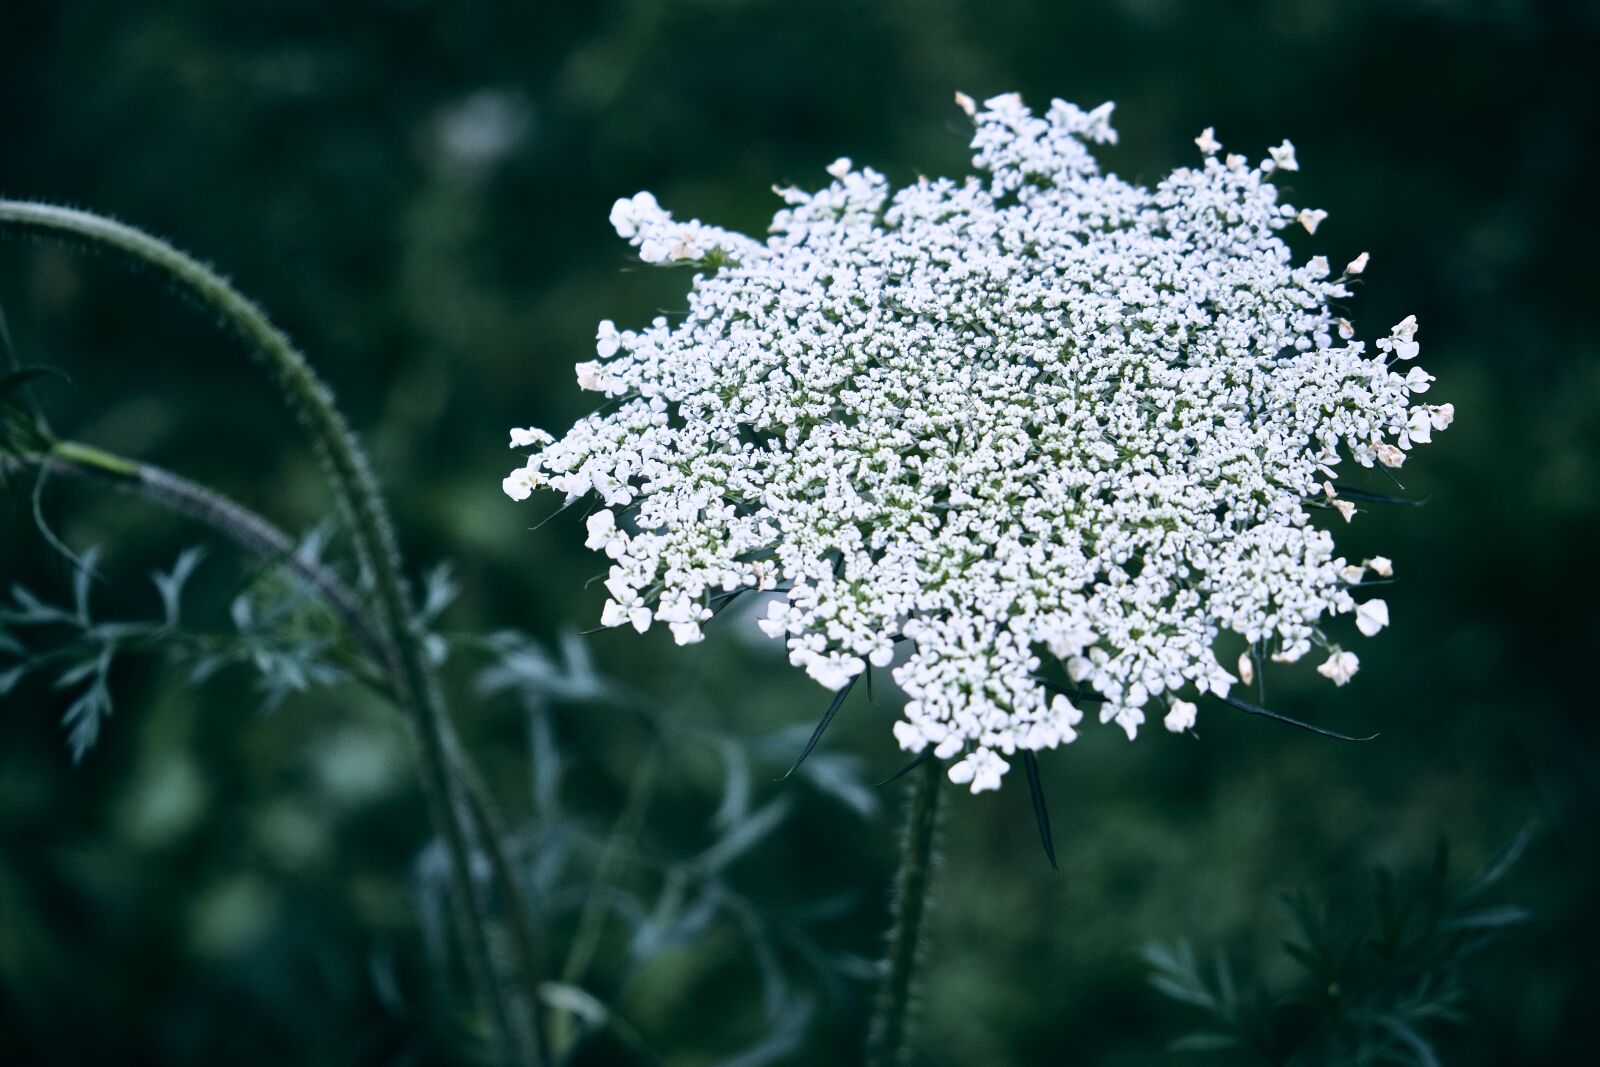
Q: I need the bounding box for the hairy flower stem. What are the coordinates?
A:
[26,443,384,654]
[0,202,546,1067]
[866,754,943,1067]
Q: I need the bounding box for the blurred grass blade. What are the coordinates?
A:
[1168,1033,1241,1053]
[1363,1012,1441,1067]
[693,796,792,874]
[1,365,71,398]
[1442,905,1530,931]
[539,982,665,1064]
[711,736,753,831]
[710,998,813,1067]
[1463,823,1534,901]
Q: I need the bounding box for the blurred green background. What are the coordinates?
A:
[2,1,1597,1064]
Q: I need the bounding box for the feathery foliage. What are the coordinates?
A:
[1144,828,1533,1066]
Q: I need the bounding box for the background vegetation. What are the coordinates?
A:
[1,1,1596,1063]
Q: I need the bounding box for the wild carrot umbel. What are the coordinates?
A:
[504,92,1449,795]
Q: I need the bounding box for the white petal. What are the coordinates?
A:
[595,320,622,358]
[584,509,617,549]
[502,472,534,501]
[669,621,704,645]
[1355,599,1390,637]
[1163,699,1197,733]
[1316,649,1360,685]
[1050,693,1084,727]
[1405,367,1434,393]
[893,720,928,752]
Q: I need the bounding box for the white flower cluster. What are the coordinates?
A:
[505,93,1450,794]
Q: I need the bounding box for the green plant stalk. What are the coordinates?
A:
[0,202,545,1067]
[31,443,382,654]
[866,753,943,1067]
[4,444,398,691]
[454,738,551,1053]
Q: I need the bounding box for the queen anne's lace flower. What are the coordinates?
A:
[505,93,1449,793]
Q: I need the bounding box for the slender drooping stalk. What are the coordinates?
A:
[866,753,944,1067]
[0,202,545,1067]
[30,442,384,654]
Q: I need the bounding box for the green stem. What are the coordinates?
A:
[28,443,382,656]
[454,735,554,1060]
[0,202,543,1067]
[866,754,944,1067]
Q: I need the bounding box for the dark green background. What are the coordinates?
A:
[2,1,1596,1064]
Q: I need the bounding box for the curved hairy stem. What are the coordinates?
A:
[866,754,943,1067]
[0,202,545,1066]
[12,442,384,656]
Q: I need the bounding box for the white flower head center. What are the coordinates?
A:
[505,94,1446,794]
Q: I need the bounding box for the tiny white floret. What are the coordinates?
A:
[1317,649,1360,686]
[596,320,622,358]
[510,427,552,449]
[1164,699,1198,733]
[502,471,534,501]
[948,749,1008,793]
[584,509,617,550]
[1354,599,1390,637]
